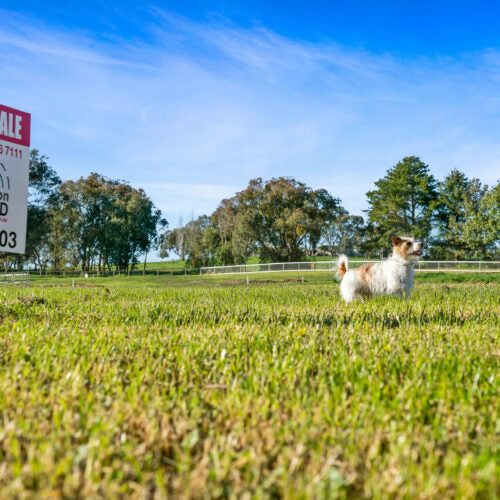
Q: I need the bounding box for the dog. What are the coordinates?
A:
[336,236,424,302]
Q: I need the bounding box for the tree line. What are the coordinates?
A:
[0,150,166,272]
[161,156,499,265]
[0,152,497,271]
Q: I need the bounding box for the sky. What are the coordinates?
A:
[1,1,499,239]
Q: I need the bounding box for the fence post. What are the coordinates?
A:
[479,262,481,272]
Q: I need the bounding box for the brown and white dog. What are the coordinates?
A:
[337,236,424,302]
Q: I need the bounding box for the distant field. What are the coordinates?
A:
[144,256,368,270]
[0,275,498,497]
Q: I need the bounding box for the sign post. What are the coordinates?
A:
[0,104,31,254]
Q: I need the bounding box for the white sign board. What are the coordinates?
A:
[0,104,30,254]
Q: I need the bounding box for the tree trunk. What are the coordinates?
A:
[36,253,42,275]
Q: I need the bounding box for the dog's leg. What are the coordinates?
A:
[402,283,413,299]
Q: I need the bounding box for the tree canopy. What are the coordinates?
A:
[3,149,497,271]
[8,159,167,272]
[365,156,438,253]
[52,174,166,271]
[161,177,344,265]
[431,170,488,259]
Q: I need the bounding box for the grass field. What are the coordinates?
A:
[27,270,500,288]
[0,274,498,498]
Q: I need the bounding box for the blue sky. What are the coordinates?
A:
[1,1,499,233]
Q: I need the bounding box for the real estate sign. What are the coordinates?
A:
[0,104,31,254]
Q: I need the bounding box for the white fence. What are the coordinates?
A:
[0,273,30,285]
[200,260,500,276]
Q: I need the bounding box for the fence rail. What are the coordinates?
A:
[0,273,30,285]
[2,261,499,283]
[201,260,500,275]
[15,268,195,279]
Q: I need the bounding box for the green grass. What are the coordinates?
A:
[415,272,500,283]
[0,276,498,498]
[27,270,500,289]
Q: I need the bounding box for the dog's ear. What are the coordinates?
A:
[391,235,402,246]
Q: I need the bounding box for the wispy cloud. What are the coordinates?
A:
[141,182,239,225]
[0,7,498,229]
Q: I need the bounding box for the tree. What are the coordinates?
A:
[230,211,256,264]
[160,217,190,262]
[55,174,111,272]
[431,170,487,259]
[160,228,183,260]
[54,174,166,271]
[322,213,365,256]
[365,156,438,253]
[231,177,342,262]
[182,216,216,267]
[176,216,186,261]
[160,177,345,265]
[210,199,240,265]
[110,182,167,271]
[0,150,61,271]
[462,182,500,259]
[28,150,61,204]
[25,150,61,272]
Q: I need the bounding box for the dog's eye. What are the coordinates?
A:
[406,242,411,246]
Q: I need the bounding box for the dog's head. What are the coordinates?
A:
[391,236,424,261]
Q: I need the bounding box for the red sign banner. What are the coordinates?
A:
[0,104,31,147]
[0,103,31,253]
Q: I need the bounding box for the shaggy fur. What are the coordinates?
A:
[337,236,424,303]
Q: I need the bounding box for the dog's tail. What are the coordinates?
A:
[335,255,349,281]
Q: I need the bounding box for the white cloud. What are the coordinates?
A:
[141,182,240,224]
